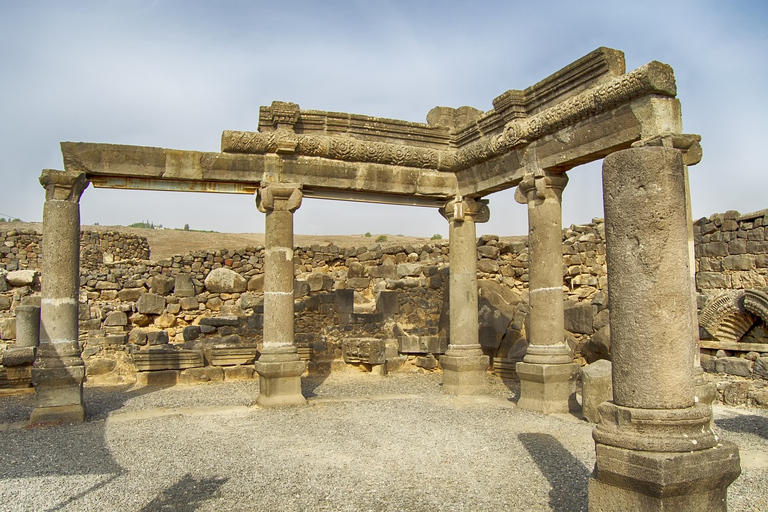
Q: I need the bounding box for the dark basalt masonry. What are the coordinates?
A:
[1,209,766,405]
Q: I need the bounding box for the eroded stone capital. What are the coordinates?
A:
[39,169,89,202]
[514,170,568,204]
[257,183,303,213]
[631,132,703,166]
[439,196,490,224]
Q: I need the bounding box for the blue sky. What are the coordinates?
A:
[1,1,767,237]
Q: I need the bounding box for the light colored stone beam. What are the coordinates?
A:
[61,142,264,184]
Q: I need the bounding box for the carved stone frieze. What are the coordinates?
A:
[223,61,677,174]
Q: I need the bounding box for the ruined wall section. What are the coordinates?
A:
[0,228,150,272]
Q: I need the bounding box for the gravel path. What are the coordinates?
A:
[0,372,766,511]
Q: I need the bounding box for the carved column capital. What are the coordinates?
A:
[257,183,303,213]
[39,169,89,202]
[631,132,702,166]
[514,170,568,205]
[439,196,490,224]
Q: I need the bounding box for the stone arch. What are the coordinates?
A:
[699,289,768,342]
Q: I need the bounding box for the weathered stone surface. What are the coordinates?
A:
[307,273,333,292]
[146,330,170,346]
[715,356,752,377]
[563,300,594,334]
[754,356,768,380]
[1,347,36,367]
[199,316,239,327]
[207,347,259,366]
[85,357,116,376]
[103,310,128,327]
[343,338,386,365]
[183,325,201,341]
[132,349,204,371]
[179,367,224,385]
[137,293,166,315]
[128,328,148,346]
[205,268,247,293]
[582,359,612,423]
[179,296,199,311]
[0,317,16,340]
[174,274,196,298]
[118,287,145,301]
[154,312,176,329]
[6,270,37,287]
[247,274,264,292]
[130,313,152,327]
[150,275,175,295]
[135,369,179,386]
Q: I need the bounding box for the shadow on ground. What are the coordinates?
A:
[716,414,768,440]
[519,432,591,512]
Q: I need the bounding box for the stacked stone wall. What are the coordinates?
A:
[0,228,149,272]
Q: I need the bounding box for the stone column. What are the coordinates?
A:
[589,146,740,510]
[439,197,490,395]
[514,170,578,413]
[30,169,89,424]
[254,183,307,407]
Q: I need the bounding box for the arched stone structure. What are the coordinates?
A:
[700,289,768,342]
[40,47,739,507]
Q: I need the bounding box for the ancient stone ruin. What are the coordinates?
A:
[0,47,745,509]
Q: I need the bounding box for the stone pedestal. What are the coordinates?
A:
[255,182,306,407]
[515,171,578,413]
[439,197,490,395]
[590,146,740,510]
[31,170,89,425]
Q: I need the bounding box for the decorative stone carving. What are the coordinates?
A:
[342,338,387,365]
[699,289,768,342]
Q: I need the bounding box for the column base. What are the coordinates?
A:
[30,365,85,424]
[516,361,578,414]
[589,442,741,511]
[440,349,489,395]
[29,404,85,426]
[255,349,307,407]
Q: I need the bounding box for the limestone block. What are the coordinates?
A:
[154,312,176,328]
[137,293,166,315]
[118,287,145,301]
[582,359,613,423]
[5,270,37,287]
[247,274,264,292]
[135,369,179,386]
[179,367,224,385]
[130,313,152,327]
[205,268,247,293]
[728,238,747,255]
[207,347,259,366]
[95,280,120,290]
[696,272,730,289]
[224,365,256,381]
[715,356,752,377]
[368,265,397,279]
[0,317,16,340]
[103,311,128,327]
[132,349,204,371]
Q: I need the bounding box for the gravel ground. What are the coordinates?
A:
[0,372,766,511]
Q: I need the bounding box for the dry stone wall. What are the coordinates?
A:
[1,213,766,405]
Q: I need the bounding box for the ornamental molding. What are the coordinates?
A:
[222,61,676,173]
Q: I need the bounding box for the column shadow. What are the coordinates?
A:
[139,474,229,511]
[518,432,591,512]
[715,414,768,440]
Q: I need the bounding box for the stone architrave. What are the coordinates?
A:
[589,146,740,510]
[254,180,307,407]
[438,196,490,395]
[514,170,578,413]
[31,169,89,424]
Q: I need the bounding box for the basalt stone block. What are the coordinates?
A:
[564,300,595,334]
[199,316,239,327]
[128,328,148,346]
[224,365,256,381]
[307,273,333,292]
[294,280,311,297]
[137,293,166,315]
[146,330,170,346]
[0,317,16,340]
[174,274,196,298]
[132,349,204,371]
[335,289,355,314]
[343,338,386,365]
[1,347,36,367]
[179,296,199,311]
[754,357,768,380]
[715,357,752,377]
[415,354,438,369]
[103,310,128,327]
[183,325,202,341]
[347,278,370,289]
[118,287,145,301]
[179,367,224,385]
[375,291,399,314]
[135,369,179,387]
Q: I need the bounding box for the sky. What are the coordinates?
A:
[1,0,767,238]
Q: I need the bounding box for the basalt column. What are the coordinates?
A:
[589,146,740,511]
[515,171,578,413]
[30,170,89,424]
[255,183,307,407]
[439,197,490,395]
